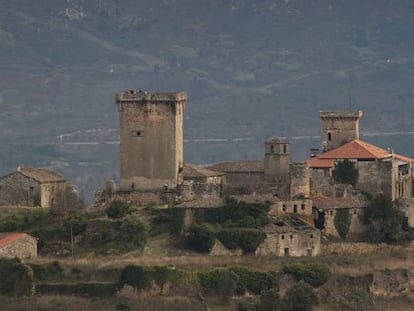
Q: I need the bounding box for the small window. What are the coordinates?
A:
[281,235,285,240]
[293,204,298,213]
[270,145,274,153]
[330,210,334,216]
[282,204,286,212]
[301,204,305,210]
[131,130,144,137]
[328,132,332,141]
[290,235,293,239]
[283,144,287,154]
[310,234,313,239]
[354,209,357,215]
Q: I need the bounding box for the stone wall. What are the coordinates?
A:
[323,207,364,240]
[182,181,222,201]
[0,235,37,259]
[111,189,178,207]
[209,240,242,256]
[322,242,401,256]
[40,181,66,208]
[309,168,335,196]
[0,173,41,206]
[357,160,396,200]
[269,198,313,216]
[290,163,310,198]
[396,198,414,227]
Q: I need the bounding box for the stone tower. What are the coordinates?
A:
[116,90,187,190]
[320,110,362,151]
[264,138,290,182]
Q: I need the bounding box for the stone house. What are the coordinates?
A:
[0,165,66,208]
[255,215,320,257]
[182,163,225,200]
[312,196,367,240]
[0,233,38,259]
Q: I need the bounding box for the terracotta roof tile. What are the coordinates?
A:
[207,160,264,173]
[306,139,413,168]
[0,233,30,249]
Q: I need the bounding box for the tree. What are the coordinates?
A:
[363,194,414,244]
[283,281,318,311]
[334,208,351,240]
[187,224,216,252]
[0,258,34,296]
[257,288,282,311]
[106,200,131,219]
[332,159,358,186]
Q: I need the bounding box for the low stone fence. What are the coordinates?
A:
[322,242,402,256]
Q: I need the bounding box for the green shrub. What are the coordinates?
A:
[106,200,131,219]
[257,288,281,311]
[118,214,148,250]
[334,208,351,240]
[0,258,34,296]
[0,220,18,232]
[283,281,318,311]
[332,159,358,186]
[282,263,331,287]
[363,194,414,244]
[117,265,151,291]
[29,261,63,281]
[64,214,87,235]
[187,223,216,252]
[216,228,265,253]
[36,282,117,297]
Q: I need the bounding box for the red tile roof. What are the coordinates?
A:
[306,139,413,168]
[207,160,264,173]
[0,233,30,249]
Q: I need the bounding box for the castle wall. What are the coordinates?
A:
[357,160,397,200]
[116,91,186,190]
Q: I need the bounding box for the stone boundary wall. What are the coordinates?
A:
[322,242,402,256]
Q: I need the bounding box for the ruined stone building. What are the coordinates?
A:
[0,165,66,208]
[0,233,37,259]
[255,215,320,257]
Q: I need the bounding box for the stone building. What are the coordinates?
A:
[116,90,187,191]
[207,138,310,200]
[182,163,224,200]
[306,110,414,201]
[0,165,66,208]
[312,196,367,240]
[255,215,320,257]
[0,233,38,259]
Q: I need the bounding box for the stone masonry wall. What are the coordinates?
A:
[0,236,37,259]
[357,161,396,200]
[0,173,40,206]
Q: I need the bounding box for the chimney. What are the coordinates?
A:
[17,164,24,172]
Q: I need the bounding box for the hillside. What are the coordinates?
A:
[1,0,414,201]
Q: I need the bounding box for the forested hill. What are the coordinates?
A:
[1,0,414,201]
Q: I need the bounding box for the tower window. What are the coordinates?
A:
[270,145,274,153]
[131,130,144,137]
[283,144,287,154]
[328,132,332,141]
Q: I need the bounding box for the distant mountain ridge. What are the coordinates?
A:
[1,0,414,201]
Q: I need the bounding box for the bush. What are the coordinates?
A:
[187,224,216,252]
[283,281,318,311]
[363,194,414,244]
[0,220,18,232]
[64,214,87,235]
[257,288,281,311]
[334,208,351,240]
[332,159,358,186]
[106,200,131,219]
[29,261,63,281]
[0,258,34,296]
[216,228,266,253]
[118,214,148,250]
[282,263,331,287]
[36,282,117,297]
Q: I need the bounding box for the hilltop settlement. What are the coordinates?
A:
[1,90,414,310]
